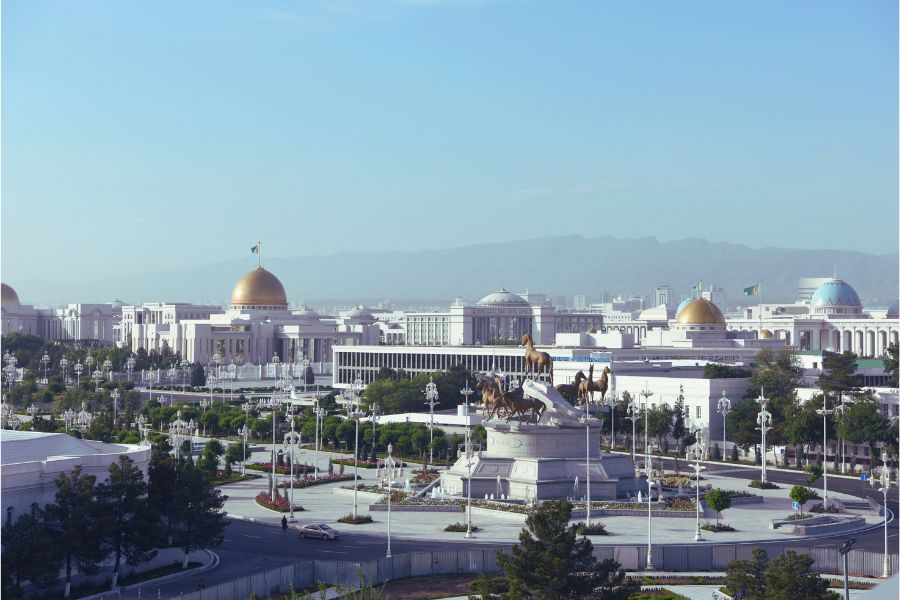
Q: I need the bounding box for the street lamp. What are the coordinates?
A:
[62,408,76,432]
[102,359,113,382]
[41,353,51,384]
[110,389,120,428]
[84,356,95,382]
[239,425,250,475]
[206,373,217,406]
[180,358,190,394]
[646,456,657,570]
[125,356,135,383]
[371,402,381,463]
[169,411,192,462]
[816,395,834,508]
[313,395,326,480]
[92,369,102,392]
[60,357,70,385]
[838,538,856,600]
[283,416,301,521]
[167,366,178,388]
[74,361,84,386]
[690,432,706,541]
[640,384,653,462]
[581,388,596,529]
[268,396,283,499]
[301,356,311,392]
[871,453,892,578]
[606,388,617,452]
[717,391,731,460]
[146,369,158,403]
[136,414,148,444]
[385,442,398,558]
[344,376,364,519]
[626,399,639,463]
[461,378,476,538]
[75,402,93,430]
[424,377,440,466]
[27,403,38,419]
[755,389,772,484]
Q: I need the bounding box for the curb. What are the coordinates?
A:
[77,550,219,600]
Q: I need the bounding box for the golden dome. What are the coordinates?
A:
[230,267,287,308]
[675,297,725,325]
[759,329,774,339]
[1,283,20,305]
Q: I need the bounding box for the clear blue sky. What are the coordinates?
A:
[2,0,897,284]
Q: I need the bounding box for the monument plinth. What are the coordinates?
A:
[441,380,639,502]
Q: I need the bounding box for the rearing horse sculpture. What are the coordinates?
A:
[578,364,613,404]
[555,370,586,403]
[521,333,553,384]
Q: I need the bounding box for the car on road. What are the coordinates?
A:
[297,523,339,540]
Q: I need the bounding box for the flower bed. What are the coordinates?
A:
[255,492,304,513]
[575,521,609,536]
[246,462,315,475]
[279,474,356,489]
[700,521,735,532]
[332,457,408,469]
[659,475,704,488]
[445,522,480,532]
[411,468,441,485]
[748,480,780,490]
[337,514,373,524]
[809,503,841,514]
[723,490,757,499]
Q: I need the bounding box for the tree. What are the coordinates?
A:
[199,439,225,479]
[764,551,835,600]
[703,364,751,379]
[496,499,637,600]
[804,464,823,487]
[1,513,60,598]
[96,456,158,588]
[148,438,179,543]
[224,441,251,474]
[724,547,768,600]
[704,488,732,526]
[645,405,671,452]
[819,351,860,397]
[781,398,823,467]
[670,387,688,468]
[839,393,891,466]
[169,462,229,568]
[883,342,898,387]
[751,348,802,401]
[789,485,813,515]
[191,362,206,387]
[43,466,107,598]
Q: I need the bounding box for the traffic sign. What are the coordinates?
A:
[860,474,868,481]
[791,501,799,511]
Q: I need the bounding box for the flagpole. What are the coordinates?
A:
[258,240,261,268]
[758,283,762,336]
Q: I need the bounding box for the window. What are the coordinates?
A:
[695,406,701,418]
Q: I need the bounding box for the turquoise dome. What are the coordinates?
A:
[810,279,860,307]
[675,297,692,317]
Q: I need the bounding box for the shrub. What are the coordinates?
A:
[574,521,609,536]
[748,480,779,490]
[789,485,814,515]
[704,489,732,525]
[700,521,735,532]
[255,492,303,513]
[444,522,479,532]
[730,445,739,462]
[337,514,373,525]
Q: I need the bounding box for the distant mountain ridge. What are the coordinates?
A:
[11,235,899,308]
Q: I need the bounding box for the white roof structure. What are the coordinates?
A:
[0,430,139,465]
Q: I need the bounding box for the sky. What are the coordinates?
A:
[2,0,898,285]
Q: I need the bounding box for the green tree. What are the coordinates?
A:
[496,499,636,600]
[1,513,60,598]
[224,441,251,474]
[750,348,802,401]
[804,464,823,486]
[170,462,229,568]
[724,547,768,600]
[96,456,158,588]
[703,364,752,379]
[646,405,671,452]
[839,393,891,468]
[764,551,835,600]
[883,342,898,387]
[789,485,813,515]
[199,439,225,478]
[191,363,206,387]
[781,398,823,467]
[819,351,860,396]
[43,466,106,598]
[704,488,732,525]
[148,438,179,543]
[670,387,688,468]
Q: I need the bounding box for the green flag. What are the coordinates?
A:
[692,280,703,292]
[744,284,760,297]
[251,245,259,255]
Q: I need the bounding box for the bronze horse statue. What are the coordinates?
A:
[555,370,586,402]
[476,377,509,421]
[521,333,553,384]
[578,364,613,404]
[476,375,545,423]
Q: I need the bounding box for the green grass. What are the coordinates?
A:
[210,473,262,486]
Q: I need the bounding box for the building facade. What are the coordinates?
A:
[1,283,120,344]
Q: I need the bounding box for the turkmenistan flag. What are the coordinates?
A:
[251,244,259,255]
[692,280,703,292]
[744,283,760,297]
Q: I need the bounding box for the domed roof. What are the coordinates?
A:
[1,283,20,305]
[230,267,287,307]
[639,304,670,321]
[887,299,899,319]
[759,329,774,339]
[810,279,860,307]
[675,298,725,325]
[296,305,320,318]
[675,297,693,317]
[347,306,375,320]
[477,288,529,306]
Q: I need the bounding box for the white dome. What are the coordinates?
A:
[477,288,529,306]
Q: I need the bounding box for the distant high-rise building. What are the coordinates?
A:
[573,294,587,310]
[554,295,569,310]
[702,286,727,310]
[797,278,834,303]
[654,285,672,308]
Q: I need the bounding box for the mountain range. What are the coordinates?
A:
[10,236,899,308]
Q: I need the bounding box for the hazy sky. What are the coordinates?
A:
[2,1,897,284]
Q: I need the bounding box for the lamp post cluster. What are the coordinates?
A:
[60,357,70,385]
[460,379,475,538]
[343,375,364,519]
[424,377,439,466]
[816,396,834,508]
[690,432,706,542]
[385,442,398,558]
[168,410,195,461]
[755,389,772,484]
[283,417,301,521]
[717,391,731,457]
[41,352,51,384]
[1,398,20,430]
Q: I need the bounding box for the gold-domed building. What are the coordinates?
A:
[675,298,726,328]
[2,283,20,306]
[229,267,288,310]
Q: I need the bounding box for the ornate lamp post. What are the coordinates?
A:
[74,361,84,387]
[41,352,51,384]
[125,356,136,383]
[239,425,250,475]
[168,410,192,462]
[180,358,190,394]
[385,442,397,558]
[75,402,93,430]
[300,355,311,392]
[110,389,120,428]
[60,357,70,385]
[268,396,283,498]
[146,369,157,403]
[717,391,731,460]
[283,417,301,521]
[4,363,16,393]
[424,377,440,466]
[646,456,657,570]
[581,389,596,528]
[869,453,892,578]
[755,389,772,484]
[606,388,617,451]
[167,366,178,388]
[626,399,639,463]
[136,414,148,443]
[27,403,39,419]
[92,369,102,392]
[228,362,236,404]
[344,376,364,519]
[62,408,77,432]
[313,395,326,479]
[461,378,476,538]
[690,432,706,541]
[103,359,113,382]
[1,398,11,428]
[84,356,95,382]
[640,384,654,461]
[213,352,223,382]
[371,402,381,461]
[206,373,217,406]
[816,395,834,508]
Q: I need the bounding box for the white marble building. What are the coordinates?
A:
[1,283,120,344]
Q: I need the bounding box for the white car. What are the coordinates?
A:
[297,523,339,540]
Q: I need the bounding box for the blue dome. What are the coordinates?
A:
[887,299,899,319]
[675,297,693,317]
[810,280,860,307]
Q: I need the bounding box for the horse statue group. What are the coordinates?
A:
[475,376,546,424]
[554,364,613,405]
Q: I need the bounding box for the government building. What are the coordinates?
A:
[1,283,120,344]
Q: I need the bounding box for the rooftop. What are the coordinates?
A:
[0,430,135,465]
